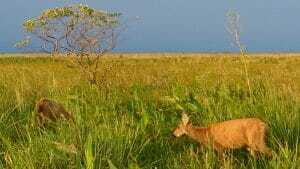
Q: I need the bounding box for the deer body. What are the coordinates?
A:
[173,114,272,159]
[36,98,74,126]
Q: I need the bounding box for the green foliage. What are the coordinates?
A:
[0,54,299,168]
[42,7,74,19]
[107,159,118,169]
[22,4,120,33]
[14,37,31,48]
[23,20,36,32]
[78,4,95,16]
[85,134,94,169]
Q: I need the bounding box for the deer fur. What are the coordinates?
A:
[36,98,74,126]
[173,113,272,160]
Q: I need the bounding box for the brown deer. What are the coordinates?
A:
[36,98,74,127]
[173,113,272,160]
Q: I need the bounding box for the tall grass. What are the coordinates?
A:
[0,54,299,168]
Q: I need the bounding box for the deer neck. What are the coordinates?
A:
[185,124,210,144]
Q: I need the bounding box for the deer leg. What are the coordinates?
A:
[215,147,225,161]
[37,114,45,127]
[247,147,257,158]
[249,134,273,158]
[213,142,225,161]
[257,144,273,158]
[196,144,205,154]
[217,151,225,161]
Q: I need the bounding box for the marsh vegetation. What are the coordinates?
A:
[0,53,299,168]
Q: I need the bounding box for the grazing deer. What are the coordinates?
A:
[36,98,74,127]
[173,113,272,160]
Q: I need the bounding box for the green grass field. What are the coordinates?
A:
[0,53,299,169]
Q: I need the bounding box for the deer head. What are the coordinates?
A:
[173,113,190,137]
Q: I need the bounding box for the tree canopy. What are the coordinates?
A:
[18,4,121,54]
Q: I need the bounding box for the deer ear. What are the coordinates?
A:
[182,112,189,125]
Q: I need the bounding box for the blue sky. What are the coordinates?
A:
[1,0,300,52]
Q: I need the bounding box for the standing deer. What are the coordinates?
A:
[173,113,272,160]
[36,98,74,127]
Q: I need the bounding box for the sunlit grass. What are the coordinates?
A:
[0,53,299,168]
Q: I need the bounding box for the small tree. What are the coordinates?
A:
[18,4,122,84]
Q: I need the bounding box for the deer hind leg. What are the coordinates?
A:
[249,131,272,158]
[249,144,272,158]
[258,128,273,157]
[257,143,272,158]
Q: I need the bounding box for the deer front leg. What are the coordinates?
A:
[196,144,205,154]
[247,147,257,158]
[216,149,225,161]
[213,143,225,161]
[37,114,45,127]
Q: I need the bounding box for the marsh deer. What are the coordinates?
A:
[173,113,272,160]
[36,98,74,126]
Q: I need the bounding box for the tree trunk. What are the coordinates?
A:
[53,40,60,54]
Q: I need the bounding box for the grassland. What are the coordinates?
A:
[0,53,299,169]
